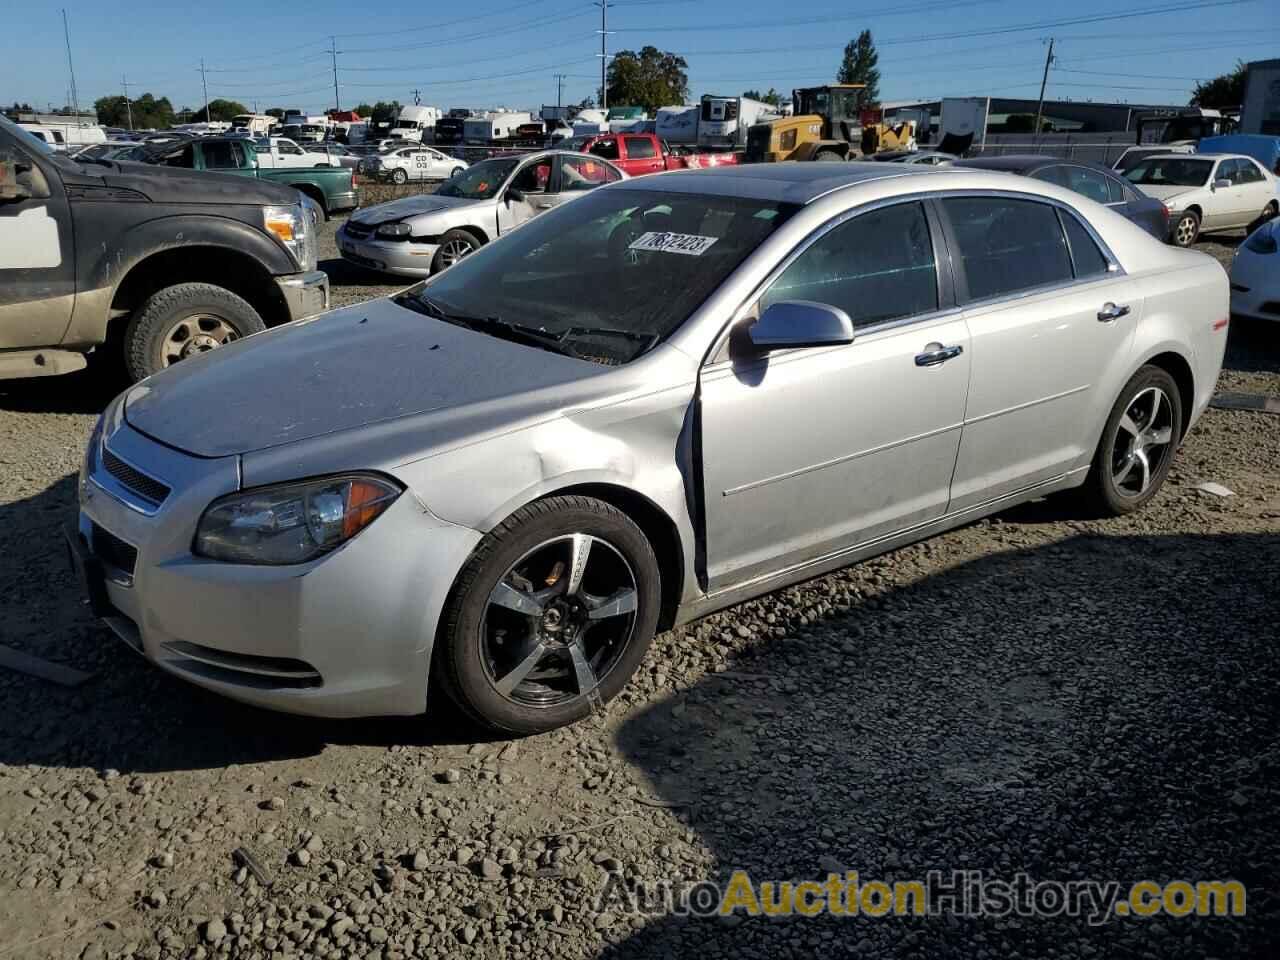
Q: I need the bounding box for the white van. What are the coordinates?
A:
[462,111,533,142]
[19,122,106,152]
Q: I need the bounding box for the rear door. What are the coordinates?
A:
[0,135,76,349]
[1233,157,1276,222]
[622,135,664,175]
[699,199,971,590]
[941,194,1138,510]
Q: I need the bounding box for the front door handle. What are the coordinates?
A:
[1097,302,1131,322]
[915,343,964,367]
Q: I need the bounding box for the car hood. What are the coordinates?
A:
[349,194,478,226]
[1133,184,1202,204]
[122,297,600,458]
[104,161,298,206]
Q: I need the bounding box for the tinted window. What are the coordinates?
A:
[759,202,938,329]
[1062,166,1111,204]
[512,158,552,192]
[559,154,621,191]
[203,141,239,169]
[942,197,1073,301]
[1106,175,1125,204]
[624,136,656,159]
[1060,212,1109,279]
[1030,165,1070,188]
[1240,159,1266,183]
[588,138,620,160]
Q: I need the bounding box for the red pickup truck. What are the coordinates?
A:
[560,133,739,177]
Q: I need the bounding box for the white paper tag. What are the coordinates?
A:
[628,231,719,256]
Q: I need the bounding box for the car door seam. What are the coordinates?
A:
[961,383,1092,427]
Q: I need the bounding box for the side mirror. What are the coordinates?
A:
[506,187,526,204]
[748,300,855,351]
[1212,178,1231,190]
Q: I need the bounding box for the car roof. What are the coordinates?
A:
[619,161,950,204]
[953,154,1118,175]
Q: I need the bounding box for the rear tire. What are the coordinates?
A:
[813,149,844,162]
[392,167,408,184]
[1171,210,1200,247]
[124,282,266,382]
[434,496,661,734]
[1079,365,1182,516]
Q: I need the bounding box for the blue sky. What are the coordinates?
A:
[4,0,1278,117]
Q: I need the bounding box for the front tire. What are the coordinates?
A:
[1171,210,1200,247]
[434,496,661,734]
[813,149,843,162]
[430,229,481,273]
[124,282,266,381]
[1080,365,1182,516]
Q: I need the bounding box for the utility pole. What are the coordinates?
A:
[330,37,340,113]
[122,75,133,130]
[200,58,210,123]
[61,9,79,119]
[413,88,421,106]
[595,0,611,110]
[554,73,566,111]
[1033,37,1055,141]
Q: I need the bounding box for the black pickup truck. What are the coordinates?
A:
[0,115,329,382]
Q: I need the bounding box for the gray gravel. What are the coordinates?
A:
[0,221,1276,959]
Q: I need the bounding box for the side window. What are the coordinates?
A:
[758,202,938,329]
[1217,159,1240,184]
[1106,175,1126,204]
[1063,166,1111,204]
[163,145,194,168]
[512,159,552,192]
[624,136,656,159]
[280,141,302,156]
[1030,165,1069,188]
[558,154,619,191]
[1059,211,1110,279]
[588,139,620,160]
[1238,160,1264,183]
[203,141,238,169]
[942,196,1074,301]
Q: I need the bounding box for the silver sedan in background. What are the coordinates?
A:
[336,151,626,277]
[70,163,1227,735]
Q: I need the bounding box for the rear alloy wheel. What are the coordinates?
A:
[1171,210,1200,247]
[391,167,408,184]
[1081,365,1182,516]
[124,282,266,381]
[431,229,481,273]
[435,496,660,734]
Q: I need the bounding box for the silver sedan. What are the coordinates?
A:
[337,151,626,277]
[71,163,1227,734]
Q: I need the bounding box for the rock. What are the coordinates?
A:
[292,849,312,867]
[368,926,389,944]
[411,850,430,871]
[498,742,520,762]
[145,889,167,908]
[454,847,474,866]
[203,919,227,944]
[460,925,478,945]
[330,917,354,938]
[309,904,334,921]
[440,769,462,784]
[262,797,285,811]
[152,851,175,869]
[478,858,502,881]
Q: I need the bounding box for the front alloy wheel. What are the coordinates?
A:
[435,496,661,734]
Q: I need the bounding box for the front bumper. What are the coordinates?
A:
[73,416,482,718]
[275,270,330,322]
[1228,248,1279,322]
[329,189,359,212]
[336,224,437,278]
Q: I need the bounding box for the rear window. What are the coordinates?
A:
[941,197,1073,301]
[1059,212,1110,278]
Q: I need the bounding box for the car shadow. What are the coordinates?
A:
[609,532,1279,958]
[1224,316,1280,377]
[318,257,405,289]
[0,474,498,776]
[0,360,125,415]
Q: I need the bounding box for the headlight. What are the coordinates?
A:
[1245,222,1277,255]
[263,203,316,272]
[376,222,412,239]
[194,474,402,565]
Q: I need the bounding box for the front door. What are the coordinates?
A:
[495,156,553,235]
[0,139,75,349]
[699,199,971,590]
[941,195,1138,510]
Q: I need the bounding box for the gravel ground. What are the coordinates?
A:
[0,223,1276,960]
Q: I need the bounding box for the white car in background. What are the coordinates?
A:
[1229,217,1280,322]
[1122,153,1279,247]
[252,137,338,170]
[366,146,468,184]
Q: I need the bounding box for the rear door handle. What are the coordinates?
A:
[1097,302,1131,322]
[915,343,964,367]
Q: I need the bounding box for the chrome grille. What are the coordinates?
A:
[102,447,171,506]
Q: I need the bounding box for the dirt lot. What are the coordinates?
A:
[0,224,1276,960]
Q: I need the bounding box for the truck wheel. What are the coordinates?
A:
[392,168,408,184]
[431,230,481,273]
[124,283,266,381]
[814,150,844,162]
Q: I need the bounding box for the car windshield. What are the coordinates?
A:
[1123,157,1213,187]
[436,157,521,200]
[398,187,796,365]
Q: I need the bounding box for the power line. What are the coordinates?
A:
[340,34,596,72]
[341,9,588,54]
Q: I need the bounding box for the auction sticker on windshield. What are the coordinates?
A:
[629,231,719,256]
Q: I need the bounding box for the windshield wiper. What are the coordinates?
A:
[401,294,583,359]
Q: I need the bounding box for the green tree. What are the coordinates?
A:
[95,93,176,129]
[352,103,375,118]
[836,30,880,109]
[190,99,249,123]
[743,88,784,108]
[368,100,402,125]
[1190,61,1246,109]
[605,46,689,114]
